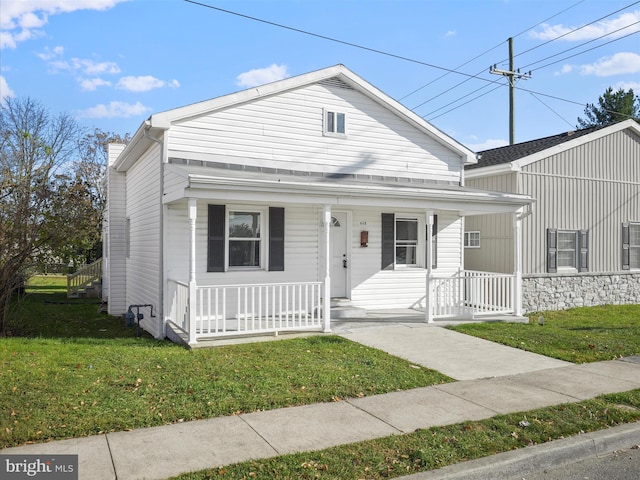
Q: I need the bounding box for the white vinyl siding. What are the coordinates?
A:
[167,82,462,184]
[125,143,162,338]
[351,209,461,309]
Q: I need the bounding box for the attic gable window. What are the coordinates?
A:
[324,109,346,136]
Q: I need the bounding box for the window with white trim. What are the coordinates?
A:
[547,228,588,273]
[324,109,346,136]
[464,231,481,248]
[208,205,285,272]
[557,231,577,268]
[396,217,418,266]
[228,211,262,268]
[623,222,640,270]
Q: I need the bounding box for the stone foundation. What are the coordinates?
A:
[522,272,640,313]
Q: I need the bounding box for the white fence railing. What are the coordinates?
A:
[429,270,515,319]
[167,280,189,334]
[67,258,103,298]
[167,280,325,341]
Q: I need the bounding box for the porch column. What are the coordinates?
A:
[513,209,523,316]
[188,198,198,345]
[323,204,331,332]
[426,210,434,323]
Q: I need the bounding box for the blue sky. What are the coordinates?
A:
[1,0,639,150]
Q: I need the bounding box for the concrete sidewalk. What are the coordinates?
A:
[2,326,640,480]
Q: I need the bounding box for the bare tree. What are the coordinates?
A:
[0,97,79,335]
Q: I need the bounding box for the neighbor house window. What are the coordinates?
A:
[396,217,418,266]
[228,211,261,268]
[464,231,481,248]
[622,222,640,270]
[324,109,346,135]
[557,231,577,268]
[547,228,588,273]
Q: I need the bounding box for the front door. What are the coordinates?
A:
[330,212,348,298]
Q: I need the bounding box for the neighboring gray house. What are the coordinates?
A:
[464,119,640,312]
[103,65,532,345]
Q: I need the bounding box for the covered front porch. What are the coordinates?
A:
[162,165,532,346]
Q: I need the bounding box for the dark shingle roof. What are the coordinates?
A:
[465,124,606,170]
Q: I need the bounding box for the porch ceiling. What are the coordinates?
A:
[164,163,533,215]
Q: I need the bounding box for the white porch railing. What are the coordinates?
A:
[428,270,515,320]
[67,258,103,298]
[166,280,325,341]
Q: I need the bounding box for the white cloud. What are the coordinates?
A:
[1,0,129,49]
[0,75,16,102]
[79,77,112,91]
[236,64,290,88]
[467,138,509,152]
[116,75,180,92]
[78,100,150,119]
[530,10,640,41]
[559,52,640,77]
[445,30,456,37]
[37,45,64,61]
[613,80,640,91]
[579,52,640,77]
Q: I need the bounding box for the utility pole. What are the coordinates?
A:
[490,37,532,145]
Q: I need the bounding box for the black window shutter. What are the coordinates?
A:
[547,228,557,273]
[269,207,285,271]
[578,229,589,272]
[381,213,395,270]
[207,205,225,272]
[622,223,630,270]
[432,215,438,269]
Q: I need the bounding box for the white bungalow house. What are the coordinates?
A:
[465,120,640,312]
[103,65,533,345]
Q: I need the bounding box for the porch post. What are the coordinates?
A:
[188,198,198,345]
[323,204,331,332]
[426,210,434,323]
[513,209,523,316]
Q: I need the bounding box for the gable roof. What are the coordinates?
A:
[465,119,640,178]
[114,64,476,171]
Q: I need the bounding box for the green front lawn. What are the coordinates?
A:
[450,304,640,363]
[0,276,451,448]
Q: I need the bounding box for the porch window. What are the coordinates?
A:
[208,205,285,272]
[547,228,588,273]
[228,211,261,268]
[396,218,418,266]
[622,222,640,270]
[324,109,346,136]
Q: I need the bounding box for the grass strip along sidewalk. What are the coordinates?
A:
[170,390,640,480]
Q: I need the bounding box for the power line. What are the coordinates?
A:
[401,0,585,103]
[511,0,640,62]
[527,28,640,72]
[184,0,638,125]
[529,92,575,129]
[184,0,489,81]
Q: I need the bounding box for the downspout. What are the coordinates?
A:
[144,122,167,338]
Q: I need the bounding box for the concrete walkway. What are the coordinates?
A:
[2,326,640,480]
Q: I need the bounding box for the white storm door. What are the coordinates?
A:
[330,212,348,298]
